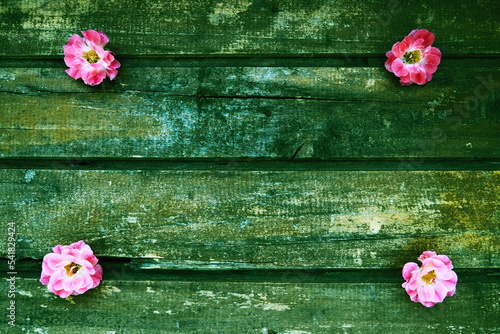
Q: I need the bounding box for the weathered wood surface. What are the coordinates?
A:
[1,278,499,333]
[0,0,498,57]
[1,65,498,159]
[1,169,498,268]
[1,0,499,332]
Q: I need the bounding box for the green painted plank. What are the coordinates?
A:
[0,0,498,58]
[1,66,498,159]
[1,169,498,268]
[1,278,499,333]
[2,64,499,100]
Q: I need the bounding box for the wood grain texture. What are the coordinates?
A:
[0,0,498,58]
[1,278,499,333]
[1,169,498,268]
[1,0,499,332]
[1,66,498,159]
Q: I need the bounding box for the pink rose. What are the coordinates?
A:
[63,30,120,85]
[385,29,441,85]
[402,251,457,307]
[40,240,103,298]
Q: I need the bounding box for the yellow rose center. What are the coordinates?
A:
[82,50,100,64]
[421,270,437,285]
[64,262,82,276]
[403,49,422,64]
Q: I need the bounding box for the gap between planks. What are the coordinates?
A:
[1,158,499,171]
[3,259,499,283]
[0,57,498,68]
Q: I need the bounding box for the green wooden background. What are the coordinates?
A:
[1,0,499,333]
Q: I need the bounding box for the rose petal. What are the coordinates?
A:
[419,283,436,302]
[410,29,435,47]
[410,38,425,50]
[40,241,103,297]
[385,51,397,72]
[81,66,107,86]
[63,31,118,85]
[406,63,422,74]
[402,262,419,281]
[410,68,427,85]
[386,30,439,85]
[82,30,109,48]
[432,281,448,302]
[418,251,437,262]
[403,251,457,306]
[391,58,409,77]
[399,74,413,86]
[393,39,410,58]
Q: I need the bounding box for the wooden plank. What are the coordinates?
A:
[2,278,499,333]
[1,169,498,268]
[1,66,498,159]
[0,0,498,57]
[2,64,499,99]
